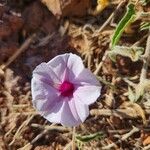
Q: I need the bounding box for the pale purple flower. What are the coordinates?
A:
[31,53,101,127]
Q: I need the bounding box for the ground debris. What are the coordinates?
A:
[0,0,150,150]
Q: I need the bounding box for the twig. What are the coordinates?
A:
[108,126,150,134]
[94,1,127,75]
[31,123,71,132]
[13,104,30,108]
[9,115,34,146]
[87,54,92,70]
[18,143,32,150]
[121,126,139,140]
[140,30,150,82]
[36,33,55,47]
[123,77,136,87]
[31,129,48,144]
[90,108,150,118]
[11,111,38,116]
[132,33,149,47]
[64,141,72,150]
[94,0,127,35]
[30,123,56,144]
[102,142,118,150]
[94,51,108,75]
[1,33,36,70]
[72,127,76,150]
[102,126,139,149]
[19,123,71,150]
[4,125,16,138]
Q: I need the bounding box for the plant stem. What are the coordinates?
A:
[72,127,76,150]
[140,30,150,82]
[1,33,36,70]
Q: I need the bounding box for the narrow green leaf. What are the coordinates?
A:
[111,3,136,48]
[76,132,104,142]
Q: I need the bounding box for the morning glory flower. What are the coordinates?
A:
[31,53,101,127]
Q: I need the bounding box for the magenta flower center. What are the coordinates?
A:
[59,81,74,97]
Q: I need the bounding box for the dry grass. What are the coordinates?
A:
[0,0,150,149]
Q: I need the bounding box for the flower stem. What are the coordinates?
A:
[72,127,76,150]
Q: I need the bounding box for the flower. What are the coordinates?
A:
[31,53,101,127]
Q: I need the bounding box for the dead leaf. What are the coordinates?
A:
[41,0,62,17]
[41,0,90,18]
[143,136,150,146]
[121,102,147,125]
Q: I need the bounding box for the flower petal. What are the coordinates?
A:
[67,53,84,80]
[74,85,101,105]
[68,98,81,121]
[74,95,89,122]
[61,101,81,127]
[47,54,70,82]
[31,78,59,111]
[43,98,80,127]
[33,62,61,85]
[43,100,64,124]
[47,53,85,82]
[74,69,100,86]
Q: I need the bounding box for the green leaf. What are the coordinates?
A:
[140,22,150,31]
[111,3,136,48]
[108,46,144,62]
[76,132,104,142]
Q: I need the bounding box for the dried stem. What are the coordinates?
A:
[140,30,150,82]
[72,127,76,150]
[9,115,34,146]
[108,126,150,134]
[94,51,108,75]
[102,126,139,149]
[121,126,139,140]
[90,108,150,118]
[18,143,32,150]
[64,141,73,150]
[1,33,36,70]
[36,33,55,47]
[94,1,126,75]
[19,123,71,150]
[31,123,71,132]
[94,0,127,35]
[133,33,149,47]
